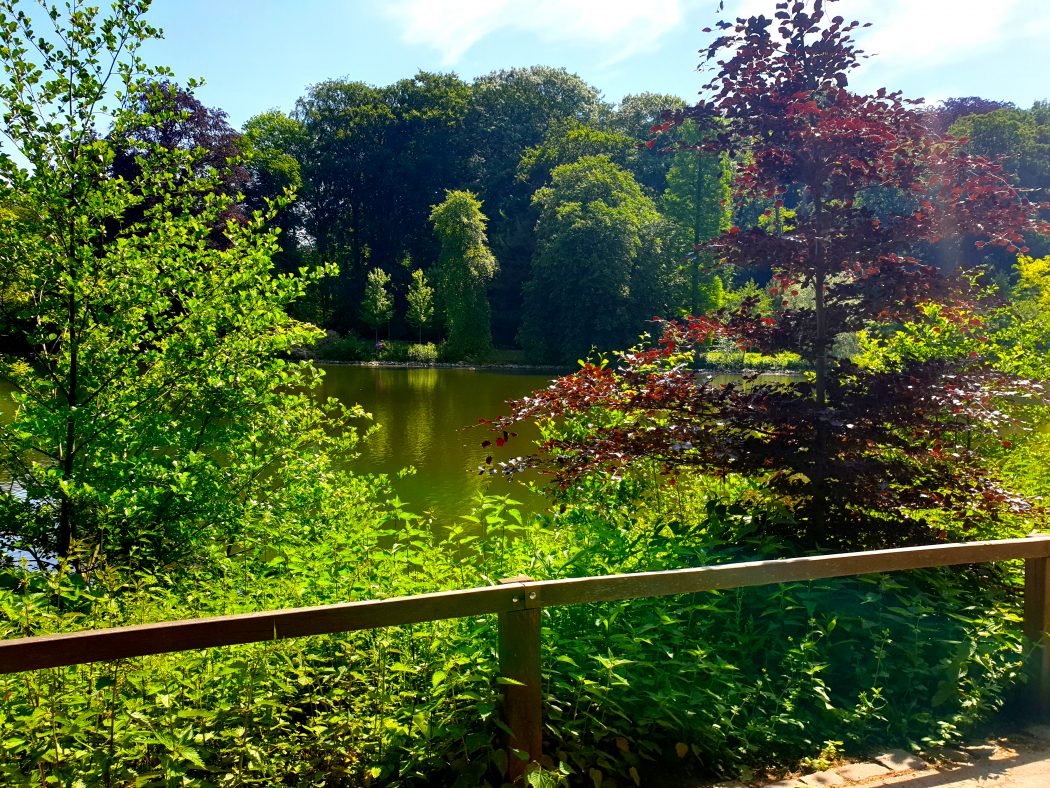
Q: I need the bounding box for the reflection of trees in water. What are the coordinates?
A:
[402,396,435,465]
[363,370,440,465]
[405,368,438,392]
[361,411,393,464]
[320,366,553,517]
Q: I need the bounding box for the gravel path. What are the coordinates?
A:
[702,725,1050,788]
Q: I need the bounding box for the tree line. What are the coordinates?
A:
[234,68,733,362]
[101,68,1048,365]
[232,72,1044,363]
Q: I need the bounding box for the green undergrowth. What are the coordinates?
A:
[701,350,808,372]
[316,336,440,365]
[0,477,1031,786]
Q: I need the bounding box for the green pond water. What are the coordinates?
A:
[0,365,786,526]
[317,365,780,521]
[318,364,558,520]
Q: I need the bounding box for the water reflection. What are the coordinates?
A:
[318,365,555,520]
[0,366,799,530]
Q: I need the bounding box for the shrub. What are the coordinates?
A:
[703,350,808,371]
[405,343,439,364]
[316,334,373,361]
[0,484,1028,786]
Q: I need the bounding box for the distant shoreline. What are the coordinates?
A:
[314,359,806,377]
[315,359,573,374]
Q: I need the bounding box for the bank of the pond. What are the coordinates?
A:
[317,358,807,376]
[318,358,574,374]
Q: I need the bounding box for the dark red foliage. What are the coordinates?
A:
[921,97,1016,137]
[488,0,1045,549]
[489,323,1042,547]
[111,81,247,188]
[109,82,249,232]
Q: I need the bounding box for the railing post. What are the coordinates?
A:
[498,576,542,783]
[1025,553,1050,720]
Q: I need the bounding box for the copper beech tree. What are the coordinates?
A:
[486,0,1046,548]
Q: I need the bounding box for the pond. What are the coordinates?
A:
[0,365,564,529]
[317,364,559,520]
[317,365,790,522]
[0,365,796,531]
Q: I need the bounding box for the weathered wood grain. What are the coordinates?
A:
[530,536,1050,607]
[498,577,543,783]
[0,584,525,673]
[1025,555,1050,720]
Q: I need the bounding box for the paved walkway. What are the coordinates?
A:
[719,725,1050,788]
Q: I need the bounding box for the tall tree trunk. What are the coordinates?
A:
[58,290,78,560]
[58,188,80,560]
[691,153,703,315]
[812,198,827,408]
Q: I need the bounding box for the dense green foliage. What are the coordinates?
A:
[948,102,1050,269]
[240,68,729,361]
[661,122,732,315]
[0,482,1029,786]
[0,0,357,566]
[519,157,678,362]
[950,102,1050,207]
[1,0,1048,786]
[431,190,499,360]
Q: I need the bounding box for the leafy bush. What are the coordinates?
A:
[405,342,439,364]
[316,334,374,361]
[702,350,808,371]
[0,481,1029,786]
[316,339,440,365]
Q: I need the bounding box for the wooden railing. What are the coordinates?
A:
[3,536,1050,783]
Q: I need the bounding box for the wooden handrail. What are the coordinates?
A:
[2,535,1049,784]
[3,536,1048,673]
[531,536,1050,606]
[0,583,528,673]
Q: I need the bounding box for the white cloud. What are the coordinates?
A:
[853,0,1026,67]
[385,0,689,65]
[719,0,1050,100]
[723,0,1049,60]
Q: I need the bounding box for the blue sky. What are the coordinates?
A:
[143,0,1050,130]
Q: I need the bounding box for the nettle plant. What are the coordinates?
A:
[489,0,1046,548]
